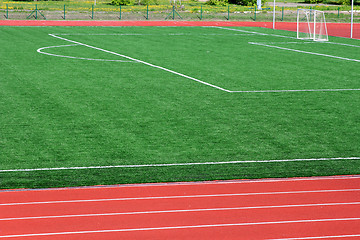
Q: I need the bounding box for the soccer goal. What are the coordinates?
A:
[297,9,328,41]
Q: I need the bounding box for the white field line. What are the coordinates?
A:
[49,34,231,92]
[213,26,360,48]
[268,234,360,240]
[248,42,360,63]
[39,32,360,93]
[1,218,360,238]
[1,188,360,206]
[231,88,360,93]
[1,157,359,173]
[1,201,360,222]
[55,33,257,36]
[37,44,135,62]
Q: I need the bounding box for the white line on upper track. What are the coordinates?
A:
[1,189,359,206]
[1,201,359,221]
[1,217,360,238]
[268,234,360,240]
[1,157,359,173]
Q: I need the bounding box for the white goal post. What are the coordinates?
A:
[297,9,328,41]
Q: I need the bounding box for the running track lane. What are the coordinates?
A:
[0,20,359,39]
[1,176,360,239]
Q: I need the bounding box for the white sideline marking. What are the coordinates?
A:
[49,34,231,92]
[1,157,359,173]
[37,44,135,62]
[55,33,257,36]
[268,234,360,240]
[1,189,360,206]
[249,42,360,63]
[1,202,359,221]
[1,218,360,238]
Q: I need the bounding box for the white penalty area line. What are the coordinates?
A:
[249,42,360,63]
[1,157,359,173]
[1,218,360,238]
[1,201,360,221]
[214,26,360,62]
[43,33,360,93]
[48,34,231,93]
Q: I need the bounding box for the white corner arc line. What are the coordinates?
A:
[1,202,360,222]
[1,157,359,173]
[1,218,360,238]
[37,44,135,62]
[48,34,231,92]
[1,189,360,206]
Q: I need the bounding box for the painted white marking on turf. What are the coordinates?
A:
[230,88,360,93]
[213,26,360,48]
[37,44,135,62]
[36,32,360,93]
[1,189,360,206]
[1,201,359,221]
[1,218,360,238]
[48,34,231,92]
[268,234,360,240]
[249,42,360,62]
[1,157,359,173]
[54,33,257,36]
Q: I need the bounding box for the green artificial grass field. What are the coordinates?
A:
[0,26,359,189]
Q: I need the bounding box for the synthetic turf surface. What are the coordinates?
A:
[0,25,359,189]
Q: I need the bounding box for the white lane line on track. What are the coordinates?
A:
[268,234,360,239]
[1,201,360,221]
[1,217,360,238]
[1,157,360,173]
[1,175,359,193]
[1,189,360,206]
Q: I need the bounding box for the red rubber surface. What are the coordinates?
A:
[1,176,360,239]
[0,20,359,39]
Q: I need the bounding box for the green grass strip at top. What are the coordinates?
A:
[1,157,360,173]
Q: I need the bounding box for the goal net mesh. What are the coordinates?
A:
[297,9,328,41]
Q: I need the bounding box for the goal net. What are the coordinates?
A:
[297,9,328,41]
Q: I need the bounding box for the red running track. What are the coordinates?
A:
[0,20,359,39]
[1,176,360,239]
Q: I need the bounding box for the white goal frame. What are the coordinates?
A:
[297,9,328,42]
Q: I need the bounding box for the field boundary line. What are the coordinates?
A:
[1,157,359,173]
[1,175,359,192]
[48,34,231,92]
[1,202,359,221]
[1,217,360,238]
[1,189,360,206]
